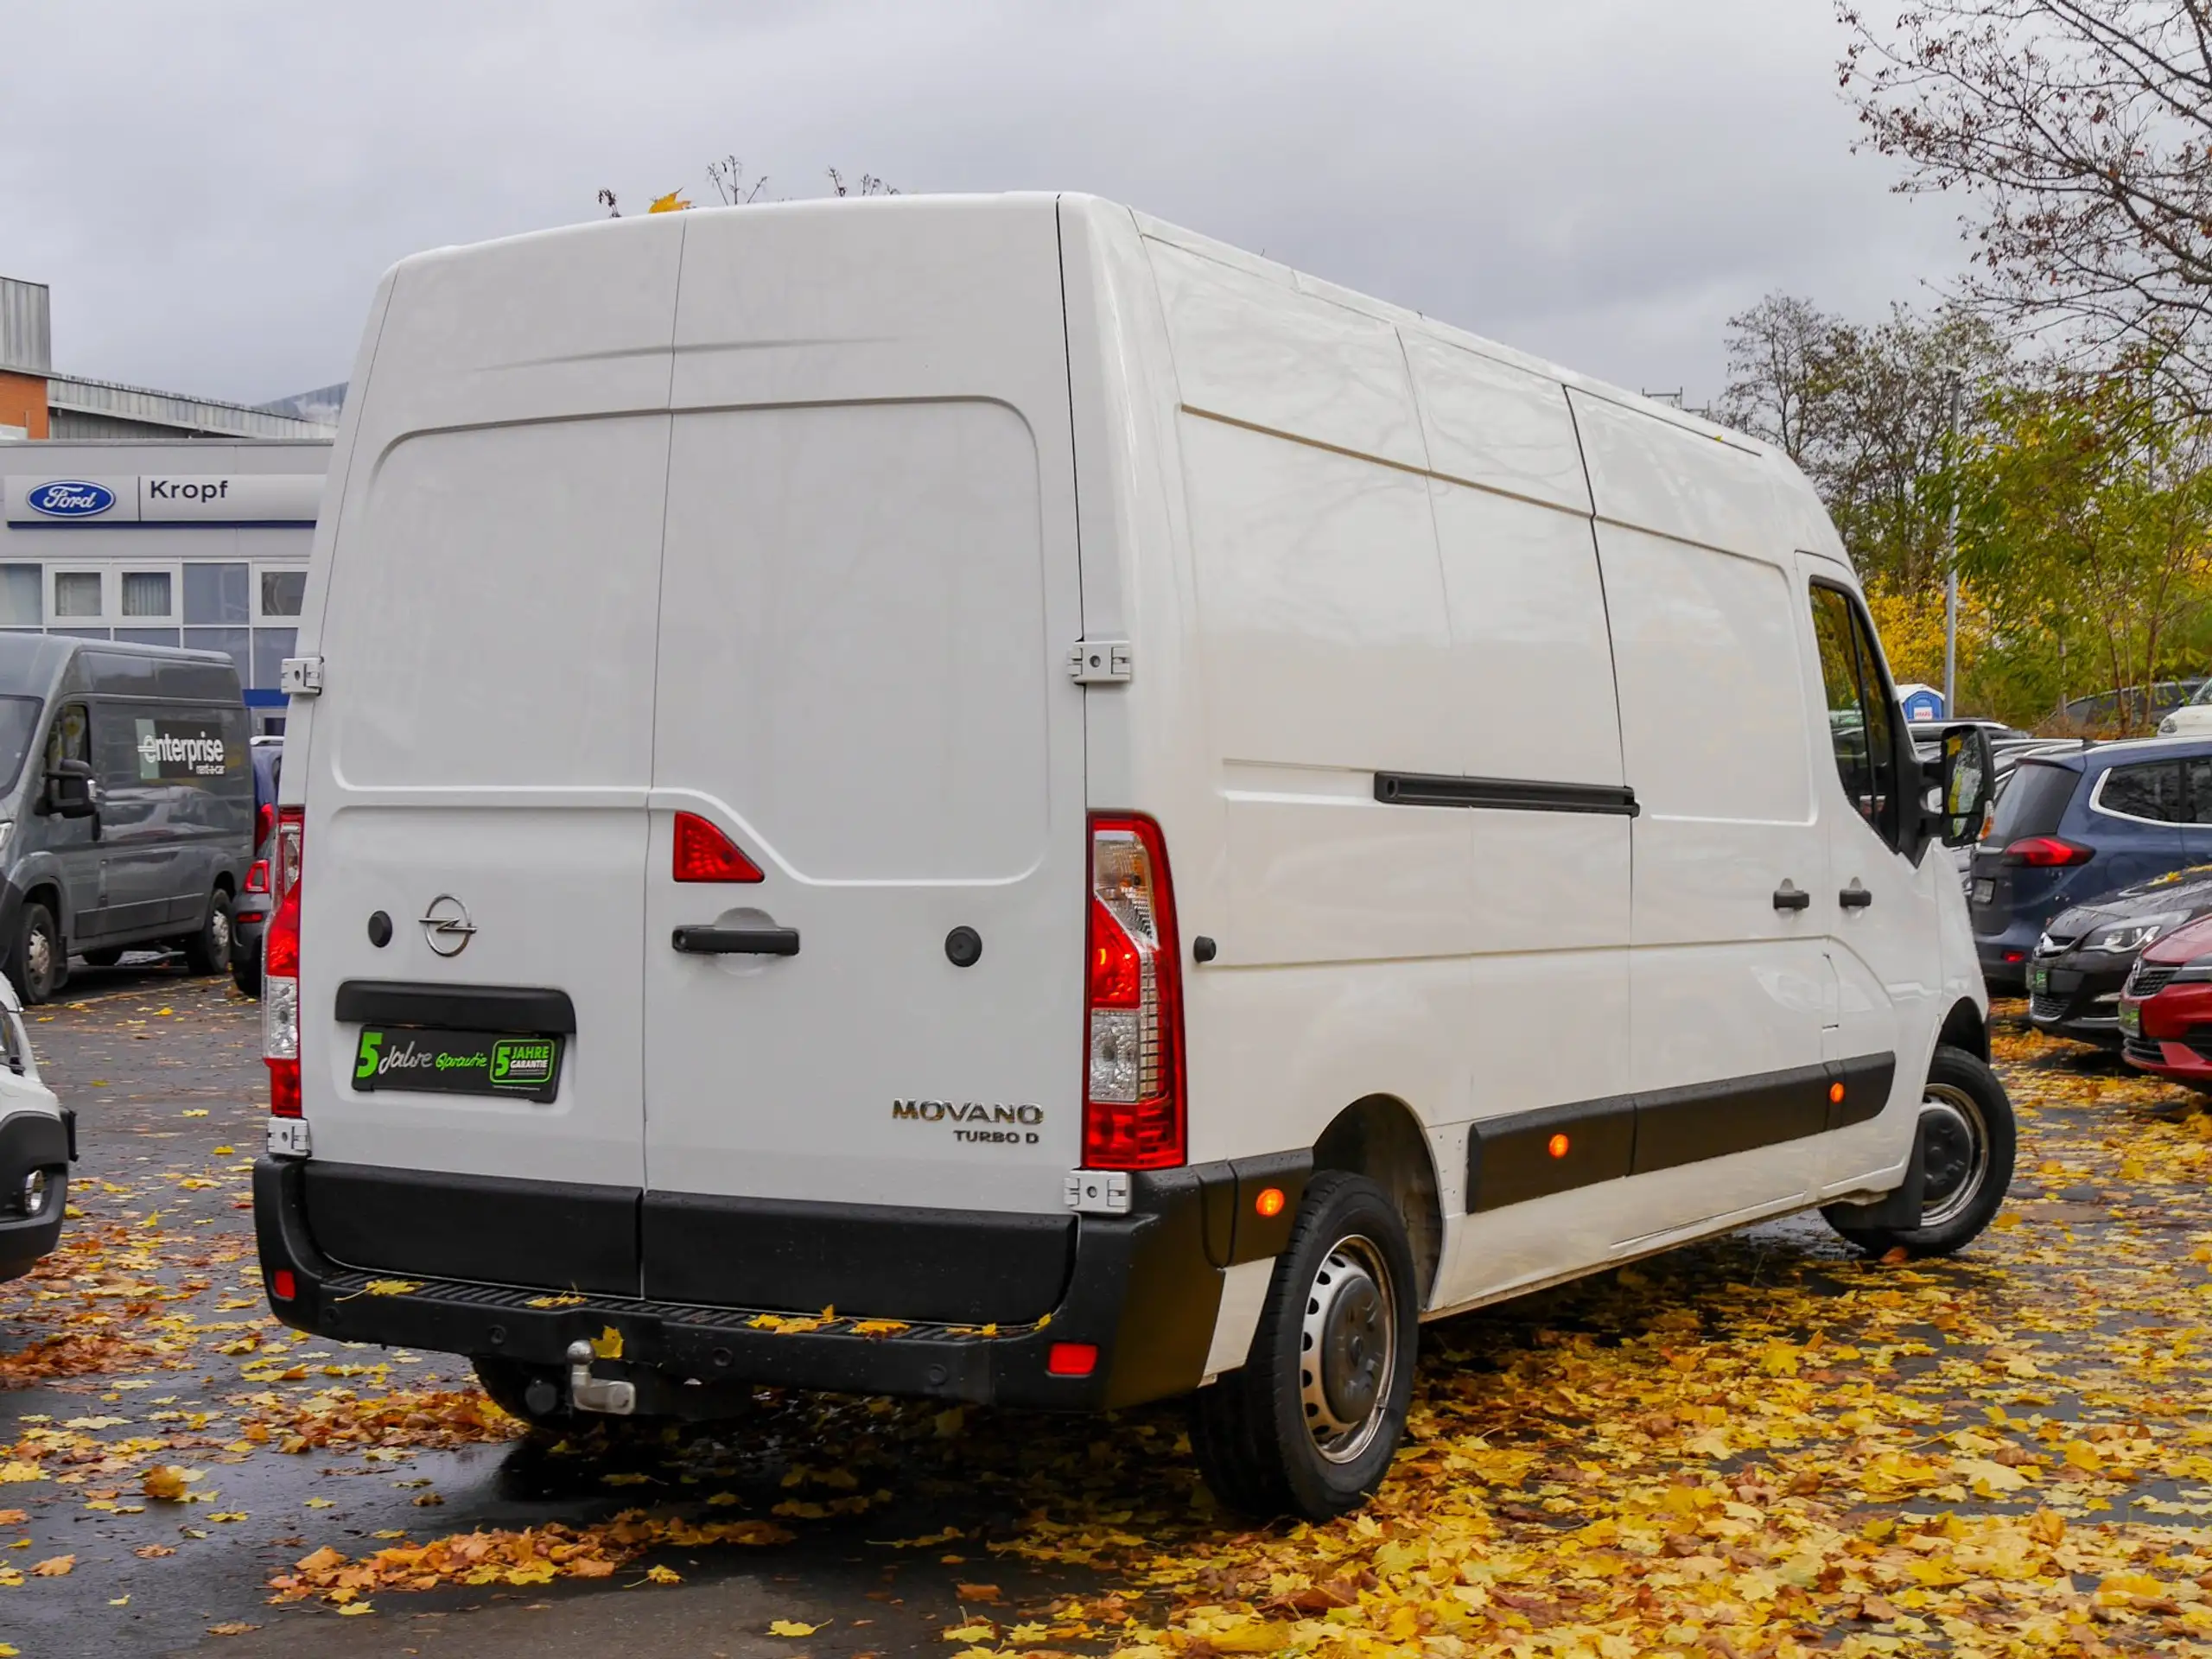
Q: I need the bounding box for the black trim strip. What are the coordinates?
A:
[1466,1052,1897,1212]
[1374,772,1639,817]
[334,980,577,1036]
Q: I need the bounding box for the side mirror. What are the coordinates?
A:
[43,757,97,820]
[1936,726,1994,849]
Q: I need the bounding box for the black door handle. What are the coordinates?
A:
[671,925,800,957]
[1772,885,1811,911]
[1840,887,1873,909]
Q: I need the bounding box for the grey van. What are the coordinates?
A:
[0,636,252,1003]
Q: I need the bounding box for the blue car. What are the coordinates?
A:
[1970,736,2212,990]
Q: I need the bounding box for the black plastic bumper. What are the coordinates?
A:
[0,1109,70,1281]
[254,1154,1306,1412]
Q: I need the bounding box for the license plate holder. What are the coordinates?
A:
[351,1026,564,1103]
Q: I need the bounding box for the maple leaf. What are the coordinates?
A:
[647,191,693,213]
[645,1564,683,1585]
[769,1619,825,1637]
[30,1554,74,1576]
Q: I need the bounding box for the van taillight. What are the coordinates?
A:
[263,805,304,1119]
[255,801,275,850]
[1083,815,1185,1170]
[243,859,270,897]
[673,811,765,883]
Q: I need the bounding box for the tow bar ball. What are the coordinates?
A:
[18,1169,48,1216]
[566,1338,638,1416]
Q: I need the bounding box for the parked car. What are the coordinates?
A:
[0,636,254,1003]
[2159,678,2212,737]
[1969,735,2212,991]
[0,973,73,1281]
[2025,865,2212,1043]
[231,738,283,997]
[1910,717,2023,759]
[252,195,2011,1522]
[2061,680,2203,731]
[2118,910,2212,1086]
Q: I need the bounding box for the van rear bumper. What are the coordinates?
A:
[253,1156,1231,1411]
[0,1110,70,1282]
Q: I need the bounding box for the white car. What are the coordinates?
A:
[2160,683,2212,736]
[0,972,72,1281]
[253,194,2012,1519]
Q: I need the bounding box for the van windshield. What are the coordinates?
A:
[0,696,42,792]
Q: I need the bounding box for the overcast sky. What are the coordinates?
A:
[0,1,1963,410]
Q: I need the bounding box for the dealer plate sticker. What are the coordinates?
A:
[351,1027,563,1103]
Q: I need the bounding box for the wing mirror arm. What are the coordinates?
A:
[40,758,100,834]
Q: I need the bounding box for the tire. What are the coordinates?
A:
[79,948,123,969]
[182,888,232,976]
[1188,1170,1418,1521]
[1823,1045,2016,1257]
[232,944,261,1000]
[9,904,63,1007]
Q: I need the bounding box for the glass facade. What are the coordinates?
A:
[0,559,305,704]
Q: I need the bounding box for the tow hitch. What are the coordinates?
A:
[565,1339,637,1415]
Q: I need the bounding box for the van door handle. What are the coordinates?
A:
[1772,883,1810,911]
[671,925,800,957]
[1840,886,1874,909]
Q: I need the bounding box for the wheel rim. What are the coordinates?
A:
[1918,1083,1991,1229]
[211,909,232,958]
[25,924,51,993]
[1299,1233,1397,1465]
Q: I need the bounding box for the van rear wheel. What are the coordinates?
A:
[1188,1171,1418,1520]
[10,904,62,1007]
[182,889,232,976]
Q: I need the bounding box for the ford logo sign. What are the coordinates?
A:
[25,480,117,519]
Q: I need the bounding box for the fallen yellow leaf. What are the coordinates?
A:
[770,1619,825,1637]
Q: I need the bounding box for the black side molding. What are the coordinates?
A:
[334,980,577,1035]
[1466,1052,1899,1213]
[1374,772,1639,817]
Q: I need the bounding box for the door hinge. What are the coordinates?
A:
[1067,639,1133,685]
[278,655,324,697]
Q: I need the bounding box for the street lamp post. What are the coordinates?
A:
[1943,375,1961,718]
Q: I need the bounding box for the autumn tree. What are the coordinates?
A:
[1840,2,2212,408]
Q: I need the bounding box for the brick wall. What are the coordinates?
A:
[0,370,48,438]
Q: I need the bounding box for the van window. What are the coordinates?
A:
[42,702,88,775]
[0,696,42,791]
[1808,585,1903,849]
[1987,760,2078,842]
[2098,760,2185,823]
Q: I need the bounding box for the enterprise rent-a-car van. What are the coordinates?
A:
[255,196,2010,1518]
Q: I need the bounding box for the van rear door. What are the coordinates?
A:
[296,219,684,1294]
[638,200,1088,1320]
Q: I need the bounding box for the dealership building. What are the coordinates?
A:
[1,275,335,732]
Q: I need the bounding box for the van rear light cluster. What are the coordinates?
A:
[1083,815,1185,1170]
[263,805,305,1119]
[2002,836,2094,868]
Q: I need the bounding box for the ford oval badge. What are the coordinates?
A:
[25,480,117,519]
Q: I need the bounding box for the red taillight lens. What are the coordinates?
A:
[1046,1342,1098,1377]
[673,810,765,883]
[269,1268,296,1301]
[1083,814,1185,1171]
[264,806,303,1119]
[243,859,270,897]
[2003,836,2095,868]
[255,801,275,849]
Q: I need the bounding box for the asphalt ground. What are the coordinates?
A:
[0,974,2207,1656]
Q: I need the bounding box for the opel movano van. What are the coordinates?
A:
[0,636,252,1003]
[254,196,2009,1518]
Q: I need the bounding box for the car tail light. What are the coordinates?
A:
[2002,836,2094,868]
[263,806,304,1118]
[1084,814,1185,1170]
[673,811,764,883]
[255,801,275,850]
[1046,1341,1099,1377]
[243,858,270,896]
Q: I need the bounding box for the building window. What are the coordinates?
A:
[52,571,101,620]
[183,626,250,686]
[184,563,250,625]
[121,570,173,619]
[115,627,181,647]
[258,569,307,620]
[251,626,297,690]
[0,566,38,629]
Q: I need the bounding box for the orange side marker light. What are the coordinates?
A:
[1829,1081,1846,1104]
[1254,1186,1286,1218]
[1547,1133,1571,1160]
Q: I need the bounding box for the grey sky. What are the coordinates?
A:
[0,1,1961,410]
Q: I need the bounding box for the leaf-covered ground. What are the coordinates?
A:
[2,988,2209,1656]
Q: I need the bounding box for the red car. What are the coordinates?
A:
[2119,910,2212,1085]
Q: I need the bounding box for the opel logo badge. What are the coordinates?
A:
[420,894,477,957]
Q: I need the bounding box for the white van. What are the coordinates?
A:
[254,195,2008,1518]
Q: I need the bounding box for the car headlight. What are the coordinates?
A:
[2086,912,2191,953]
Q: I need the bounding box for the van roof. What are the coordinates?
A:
[0,632,239,702]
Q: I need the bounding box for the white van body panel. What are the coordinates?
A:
[272,194,1982,1410]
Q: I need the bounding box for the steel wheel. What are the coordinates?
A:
[24,925,53,995]
[1916,1081,1991,1230]
[1299,1233,1397,1465]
